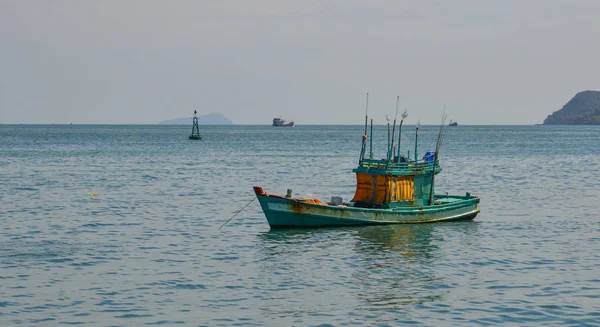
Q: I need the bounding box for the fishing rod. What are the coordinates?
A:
[364,93,369,135]
[428,106,448,205]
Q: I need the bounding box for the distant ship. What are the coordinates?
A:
[449,120,458,126]
[272,117,294,127]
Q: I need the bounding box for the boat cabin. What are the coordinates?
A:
[350,94,444,209]
[351,155,439,209]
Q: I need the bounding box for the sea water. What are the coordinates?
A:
[1,125,599,326]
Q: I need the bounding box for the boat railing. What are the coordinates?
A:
[357,158,438,172]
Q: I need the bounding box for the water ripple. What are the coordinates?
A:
[1,125,599,326]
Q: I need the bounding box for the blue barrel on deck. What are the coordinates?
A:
[423,152,435,165]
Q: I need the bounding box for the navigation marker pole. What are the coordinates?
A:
[189,110,203,140]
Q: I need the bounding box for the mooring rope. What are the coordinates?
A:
[218,196,257,230]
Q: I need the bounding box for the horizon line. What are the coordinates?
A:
[0,123,558,126]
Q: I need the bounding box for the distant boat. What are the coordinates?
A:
[272,117,294,127]
[449,120,458,126]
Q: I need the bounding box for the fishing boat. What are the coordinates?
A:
[272,117,294,127]
[449,120,458,126]
[254,94,480,229]
[189,110,203,140]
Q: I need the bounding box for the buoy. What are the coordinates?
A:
[189,110,203,140]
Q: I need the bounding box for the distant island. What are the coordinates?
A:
[543,90,600,125]
[159,113,233,125]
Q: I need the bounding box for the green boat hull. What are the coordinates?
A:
[254,187,480,229]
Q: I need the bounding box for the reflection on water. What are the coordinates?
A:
[254,229,350,320]
[352,225,444,311]
[254,222,481,319]
[356,224,439,258]
[354,222,480,312]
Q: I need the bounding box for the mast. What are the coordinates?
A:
[369,119,373,159]
[389,96,399,161]
[414,120,420,162]
[359,93,369,163]
[397,108,408,160]
[386,114,391,160]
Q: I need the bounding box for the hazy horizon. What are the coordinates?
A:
[1,1,599,125]
[0,122,582,126]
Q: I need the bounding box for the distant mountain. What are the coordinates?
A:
[159,113,233,125]
[543,90,600,125]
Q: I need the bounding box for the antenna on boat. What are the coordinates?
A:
[397,108,408,161]
[428,106,448,205]
[389,96,400,161]
[359,93,369,163]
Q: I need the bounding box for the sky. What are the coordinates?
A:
[1,0,599,125]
